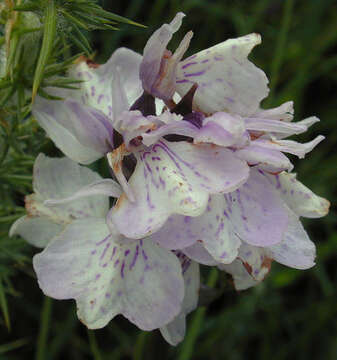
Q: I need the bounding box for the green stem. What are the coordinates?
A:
[266,0,294,106]
[87,330,102,360]
[133,331,149,360]
[178,268,219,360]
[35,296,53,360]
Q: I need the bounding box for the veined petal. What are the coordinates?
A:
[176,33,269,116]
[224,169,289,246]
[151,195,240,264]
[109,139,249,239]
[33,97,113,164]
[10,216,63,248]
[262,171,330,218]
[160,259,199,345]
[69,48,142,117]
[219,243,271,290]
[33,218,184,330]
[235,144,293,172]
[140,13,190,101]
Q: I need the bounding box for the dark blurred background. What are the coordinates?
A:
[1,0,336,359]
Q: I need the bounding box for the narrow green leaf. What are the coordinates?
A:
[0,338,30,354]
[32,0,57,101]
[61,10,89,30]
[13,2,40,11]
[0,278,10,330]
[35,296,53,360]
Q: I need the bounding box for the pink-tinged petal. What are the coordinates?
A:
[219,243,271,290]
[140,13,191,101]
[176,33,269,116]
[152,195,240,264]
[142,118,198,146]
[33,97,113,164]
[69,48,142,117]
[194,112,247,147]
[160,259,199,345]
[224,169,289,246]
[33,154,109,219]
[252,101,294,121]
[235,144,293,172]
[262,171,330,218]
[109,140,249,238]
[33,218,184,330]
[251,136,325,158]
[182,243,218,265]
[267,210,316,269]
[9,216,63,248]
[45,179,122,206]
[244,117,307,135]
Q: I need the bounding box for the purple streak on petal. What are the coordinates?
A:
[182,62,198,69]
[184,70,206,77]
[129,245,139,270]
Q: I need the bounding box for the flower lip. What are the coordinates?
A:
[129,91,156,116]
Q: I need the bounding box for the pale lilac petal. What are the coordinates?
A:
[33,97,113,164]
[194,112,247,147]
[109,140,249,238]
[176,33,269,116]
[45,179,122,206]
[262,171,330,218]
[9,216,63,248]
[140,13,190,101]
[219,243,271,290]
[252,101,294,121]
[142,119,198,146]
[182,243,218,265]
[244,117,307,135]
[69,48,142,117]
[33,154,109,219]
[251,136,325,158]
[33,218,184,330]
[152,195,240,264]
[160,259,199,345]
[267,210,316,269]
[224,169,289,246]
[235,144,293,172]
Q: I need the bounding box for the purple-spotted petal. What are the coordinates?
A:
[224,169,289,246]
[219,243,271,290]
[69,48,142,117]
[160,259,199,345]
[33,97,114,164]
[176,33,269,116]
[262,171,330,218]
[140,13,191,101]
[109,139,249,239]
[152,195,241,264]
[33,218,184,330]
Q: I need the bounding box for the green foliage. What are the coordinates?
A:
[0,0,336,359]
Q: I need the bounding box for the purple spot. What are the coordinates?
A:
[97,94,104,104]
[124,249,130,257]
[176,79,190,84]
[142,249,148,261]
[114,259,120,268]
[121,261,125,278]
[201,59,210,63]
[91,86,95,96]
[129,245,139,270]
[105,293,111,298]
[95,274,101,280]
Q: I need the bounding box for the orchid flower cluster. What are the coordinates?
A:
[10,13,329,345]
